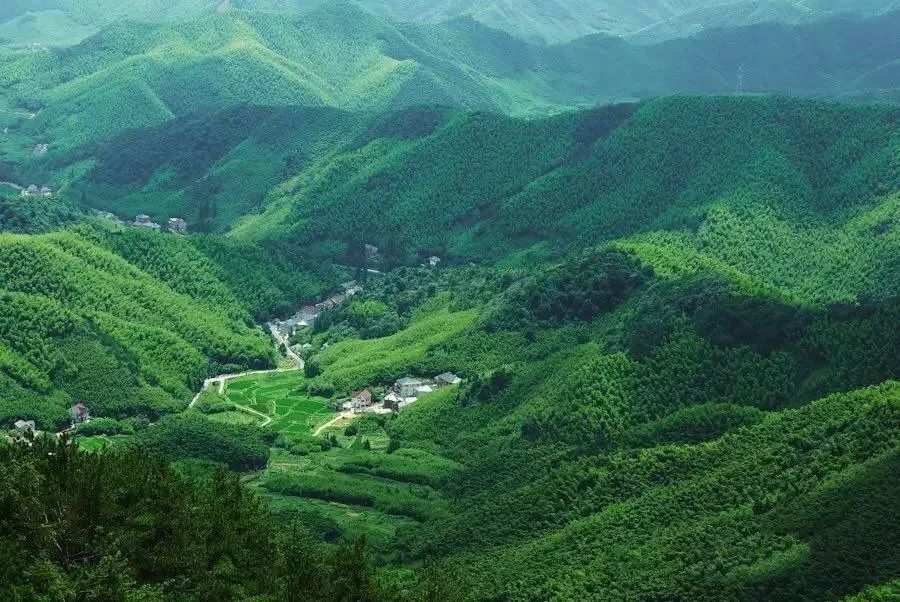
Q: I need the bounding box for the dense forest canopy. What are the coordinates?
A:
[0,0,897,600]
[0,0,896,44]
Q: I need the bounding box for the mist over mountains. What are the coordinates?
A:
[1,0,897,46]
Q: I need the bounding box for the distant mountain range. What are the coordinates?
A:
[346,0,900,43]
[0,0,897,46]
[1,3,896,155]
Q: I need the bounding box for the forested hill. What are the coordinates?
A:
[0,2,896,600]
[232,95,900,271]
[0,4,896,153]
[1,0,896,45]
[0,223,336,430]
[348,0,900,43]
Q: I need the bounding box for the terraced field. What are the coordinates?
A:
[255,445,455,556]
[223,371,333,435]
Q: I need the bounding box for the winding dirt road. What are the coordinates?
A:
[313,412,352,437]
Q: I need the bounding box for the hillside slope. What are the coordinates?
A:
[0,224,333,430]
[278,175,898,599]
[0,5,895,155]
[232,95,900,276]
[358,0,900,43]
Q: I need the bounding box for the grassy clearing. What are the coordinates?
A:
[206,410,262,427]
[263,491,417,552]
[75,434,130,452]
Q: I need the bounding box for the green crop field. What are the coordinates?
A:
[223,370,334,435]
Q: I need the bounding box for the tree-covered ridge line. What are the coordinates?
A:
[18,93,897,244]
[0,0,895,46]
[429,382,899,600]
[248,231,899,599]
[0,223,336,430]
[0,3,895,153]
[232,96,899,283]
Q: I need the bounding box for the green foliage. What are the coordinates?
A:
[409,383,899,600]
[485,248,648,330]
[315,298,404,340]
[624,403,766,447]
[91,226,335,321]
[136,412,272,471]
[0,437,383,600]
[261,469,443,521]
[274,432,334,455]
[332,447,463,488]
[0,192,82,233]
[75,417,133,436]
[239,96,899,274]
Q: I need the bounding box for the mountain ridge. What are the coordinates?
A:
[0,5,894,161]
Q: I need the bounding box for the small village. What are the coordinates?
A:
[269,280,363,340]
[343,372,462,416]
[269,275,461,418]
[96,210,189,234]
[0,182,55,197]
[6,402,90,444]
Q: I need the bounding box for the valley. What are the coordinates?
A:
[0,2,897,601]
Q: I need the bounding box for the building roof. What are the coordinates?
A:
[416,385,434,395]
[351,389,372,402]
[14,419,35,430]
[397,377,423,386]
[436,372,462,384]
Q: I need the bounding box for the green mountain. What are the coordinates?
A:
[235,99,895,602]
[0,6,894,230]
[250,102,898,599]
[0,222,334,429]
[0,4,895,152]
[0,3,896,600]
[233,96,899,277]
[2,0,894,45]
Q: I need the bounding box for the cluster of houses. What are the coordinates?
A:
[21,184,53,198]
[6,403,90,443]
[364,244,442,269]
[270,281,362,339]
[133,214,188,234]
[96,211,188,234]
[344,372,462,415]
